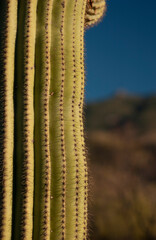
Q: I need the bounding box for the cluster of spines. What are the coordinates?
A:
[41,0,52,238]
[20,1,34,238]
[21,0,31,232]
[72,0,80,238]
[80,1,88,239]
[0,1,10,238]
[0,1,9,236]
[0,0,17,239]
[60,1,66,239]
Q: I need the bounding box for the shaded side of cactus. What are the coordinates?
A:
[0,0,106,239]
[34,0,52,238]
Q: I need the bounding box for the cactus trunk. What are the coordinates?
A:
[0,0,106,239]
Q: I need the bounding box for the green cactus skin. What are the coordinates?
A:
[0,1,17,239]
[0,0,106,239]
[49,0,90,238]
[34,0,52,238]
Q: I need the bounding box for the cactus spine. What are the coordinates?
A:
[0,0,106,239]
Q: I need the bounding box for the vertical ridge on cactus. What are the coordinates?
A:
[71,0,87,238]
[79,1,88,237]
[50,0,67,238]
[0,1,17,239]
[13,0,37,239]
[34,0,52,239]
[62,1,77,239]
[0,0,106,239]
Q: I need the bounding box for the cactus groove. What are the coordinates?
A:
[0,0,106,239]
[34,0,52,239]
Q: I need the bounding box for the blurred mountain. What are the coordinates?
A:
[85,94,156,136]
[85,94,156,240]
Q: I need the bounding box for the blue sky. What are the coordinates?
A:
[85,0,156,101]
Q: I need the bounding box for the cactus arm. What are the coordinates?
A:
[34,0,52,239]
[85,0,106,28]
[50,0,87,239]
[0,1,17,239]
[13,0,37,239]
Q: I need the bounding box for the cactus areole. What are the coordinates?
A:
[0,0,106,239]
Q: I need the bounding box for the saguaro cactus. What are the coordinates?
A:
[0,0,106,239]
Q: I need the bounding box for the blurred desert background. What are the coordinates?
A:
[85,93,156,240]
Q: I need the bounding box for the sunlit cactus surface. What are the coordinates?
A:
[0,0,106,239]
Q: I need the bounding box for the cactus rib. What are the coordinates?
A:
[71,0,88,238]
[13,0,37,238]
[63,0,78,239]
[0,1,17,239]
[80,1,88,238]
[72,1,79,238]
[50,0,67,238]
[34,0,52,239]
[72,0,85,239]
[59,1,67,239]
